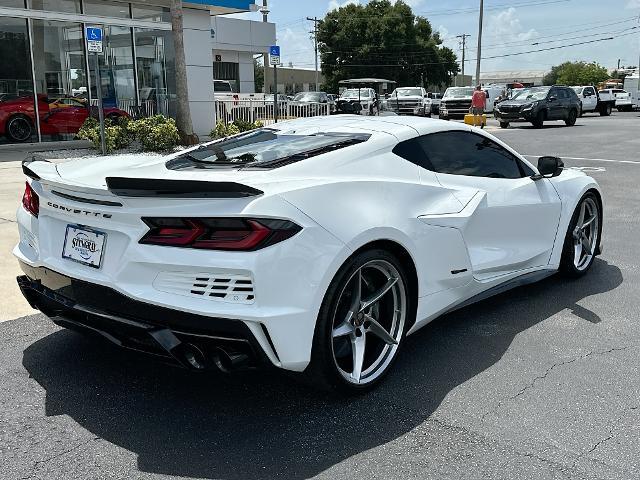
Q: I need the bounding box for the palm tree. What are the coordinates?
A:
[170,0,198,145]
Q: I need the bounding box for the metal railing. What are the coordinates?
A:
[215,99,331,125]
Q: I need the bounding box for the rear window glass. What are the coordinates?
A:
[167,129,370,170]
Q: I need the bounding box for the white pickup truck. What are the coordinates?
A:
[572,86,616,116]
[386,87,431,116]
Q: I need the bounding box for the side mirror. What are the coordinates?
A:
[532,156,564,180]
[548,95,557,102]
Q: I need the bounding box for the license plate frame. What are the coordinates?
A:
[62,224,107,269]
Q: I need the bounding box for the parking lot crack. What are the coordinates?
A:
[0,216,16,224]
[19,436,101,479]
[483,346,637,420]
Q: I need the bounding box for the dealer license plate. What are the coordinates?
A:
[62,225,106,268]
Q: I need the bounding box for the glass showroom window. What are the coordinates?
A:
[31,19,89,141]
[83,0,132,18]
[3,1,27,8]
[132,5,171,23]
[30,0,81,14]
[135,27,176,118]
[88,25,136,115]
[0,17,36,144]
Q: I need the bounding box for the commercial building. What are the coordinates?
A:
[264,66,326,94]
[212,16,274,93]
[0,0,257,145]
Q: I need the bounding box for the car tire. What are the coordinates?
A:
[559,192,602,278]
[532,110,545,128]
[499,121,510,129]
[6,114,33,143]
[600,104,612,116]
[304,248,413,393]
[565,109,577,126]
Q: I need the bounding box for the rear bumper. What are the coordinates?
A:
[17,263,272,371]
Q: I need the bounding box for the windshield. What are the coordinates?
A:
[293,92,322,102]
[167,129,370,170]
[393,88,422,97]
[443,87,474,98]
[572,87,584,94]
[341,89,371,99]
[512,87,549,101]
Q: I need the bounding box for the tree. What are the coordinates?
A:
[317,0,459,92]
[543,61,609,87]
[254,58,264,93]
[170,0,198,145]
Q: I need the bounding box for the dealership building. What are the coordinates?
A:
[0,0,273,144]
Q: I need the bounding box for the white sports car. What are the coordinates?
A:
[15,116,603,392]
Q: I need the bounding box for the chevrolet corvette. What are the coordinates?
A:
[15,115,603,392]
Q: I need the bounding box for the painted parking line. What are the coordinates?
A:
[524,155,640,165]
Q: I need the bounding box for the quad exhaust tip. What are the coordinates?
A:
[213,347,250,373]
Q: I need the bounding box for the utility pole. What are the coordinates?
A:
[475,0,484,87]
[307,16,320,91]
[456,34,470,86]
[260,1,269,93]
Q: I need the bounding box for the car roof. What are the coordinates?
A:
[269,114,469,140]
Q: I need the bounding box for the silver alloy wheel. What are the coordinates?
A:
[330,259,407,385]
[7,116,32,142]
[572,197,599,271]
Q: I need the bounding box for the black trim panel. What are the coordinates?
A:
[17,263,271,369]
[106,177,264,198]
[51,190,123,207]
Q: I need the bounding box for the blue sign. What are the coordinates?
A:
[86,27,102,41]
[270,45,280,57]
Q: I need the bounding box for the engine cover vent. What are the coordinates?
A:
[153,271,255,304]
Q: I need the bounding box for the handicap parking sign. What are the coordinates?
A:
[86,26,102,41]
[269,45,280,57]
[86,26,103,52]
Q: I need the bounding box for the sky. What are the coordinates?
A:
[230,0,640,76]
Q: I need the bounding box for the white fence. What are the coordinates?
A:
[89,99,170,118]
[215,99,331,125]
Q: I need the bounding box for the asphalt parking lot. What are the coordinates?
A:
[1,111,639,480]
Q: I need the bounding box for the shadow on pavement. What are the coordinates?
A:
[22,259,622,480]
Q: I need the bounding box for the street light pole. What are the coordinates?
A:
[456,34,470,86]
[475,0,484,87]
[261,1,269,93]
[307,16,320,91]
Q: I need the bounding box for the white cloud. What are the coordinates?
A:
[401,0,426,7]
[328,0,359,12]
[626,0,640,7]
[487,7,538,43]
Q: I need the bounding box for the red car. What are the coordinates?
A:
[0,94,129,142]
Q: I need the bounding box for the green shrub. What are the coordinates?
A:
[129,115,180,152]
[76,117,132,153]
[76,114,179,153]
[210,119,263,139]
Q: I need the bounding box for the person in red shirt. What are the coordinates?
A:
[471,85,487,128]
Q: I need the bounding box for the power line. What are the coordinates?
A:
[320,31,638,68]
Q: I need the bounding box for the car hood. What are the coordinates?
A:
[498,99,535,107]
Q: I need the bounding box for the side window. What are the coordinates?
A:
[557,89,568,99]
[421,131,528,179]
[393,131,533,179]
[392,138,433,171]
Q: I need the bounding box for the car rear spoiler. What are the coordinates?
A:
[22,155,49,180]
[105,177,264,198]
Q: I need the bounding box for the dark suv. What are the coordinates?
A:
[494,86,580,129]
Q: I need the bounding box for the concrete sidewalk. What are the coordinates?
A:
[0,140,92,163]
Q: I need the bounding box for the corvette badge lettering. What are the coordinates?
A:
[47,202,112,219]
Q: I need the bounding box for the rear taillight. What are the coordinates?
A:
[139,218,301,251]
[22,182,39,217]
